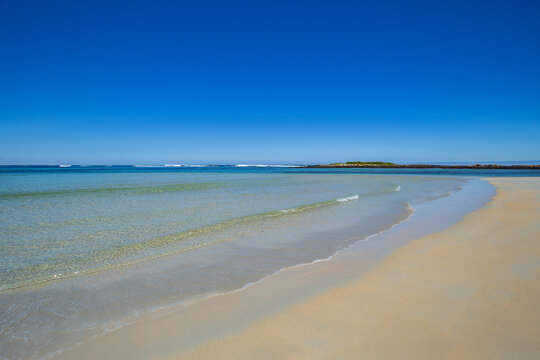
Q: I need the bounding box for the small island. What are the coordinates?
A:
[306,161,540,169]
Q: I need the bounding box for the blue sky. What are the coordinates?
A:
[1,0,539,164]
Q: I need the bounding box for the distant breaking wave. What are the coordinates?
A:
[133,164,212,168]
[48,164,302,168]
[337,194,359,202]
[235,164,301,168]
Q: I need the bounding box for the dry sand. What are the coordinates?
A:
[173,178,540,360]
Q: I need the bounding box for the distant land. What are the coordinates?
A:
[307,161,540,170]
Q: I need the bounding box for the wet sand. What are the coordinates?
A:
[173,178,540,359]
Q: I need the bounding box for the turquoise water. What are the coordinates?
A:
[0,166,528,359]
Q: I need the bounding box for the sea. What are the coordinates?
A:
[0,165,538,359]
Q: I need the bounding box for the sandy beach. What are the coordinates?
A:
[172,177,540,360]
[3,1,539,358]
[52,177,540,360]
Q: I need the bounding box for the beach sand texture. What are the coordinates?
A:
[173,178,540,360]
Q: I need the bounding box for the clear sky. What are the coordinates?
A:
[1,0,539,164]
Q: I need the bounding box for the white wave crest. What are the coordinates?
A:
[394,185,401,192]
[336,194,359,202]
[280,208,296,213]
[235,164,300,168]
[136,164,212,168]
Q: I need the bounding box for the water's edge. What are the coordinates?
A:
[53,178,495,360]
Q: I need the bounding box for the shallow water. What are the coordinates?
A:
[0,167,501,359]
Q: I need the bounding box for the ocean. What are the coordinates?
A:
[0,165,537,359]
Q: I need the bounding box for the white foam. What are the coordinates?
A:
[134,165,212,168]
[336,194,359,202]
[280,208,296,213]
[235,164,300,168]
